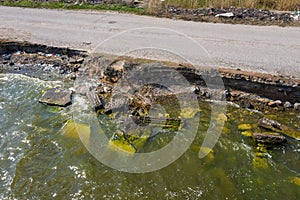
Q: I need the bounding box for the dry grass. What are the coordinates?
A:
[276,0,300,10]
[153,0,300,10]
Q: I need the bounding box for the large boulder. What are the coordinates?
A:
[258,117,300,140]
[252,132,287,144]
[39,88,72,106]
[85,87,104,111]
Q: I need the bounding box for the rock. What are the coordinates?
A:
[268,101,277,107]
[45,53,53,57]
[69,58,76,63]
[294,103,300,110]
[108,129,149,155]
[200,147,215,162]
[216,113,227,123]
[180,107,198,119]
[222,126,231,134]
[252,132,287,144]
[252,155,268,169]
[221,90,230,100]
[110,60,125,71]
[256,142,268,153]
[105,60,126,83]
[194,86,200,94]
[258,117,281,131]
[86,87,104,111]
[215,12,234,18]
[59,120,90,141]
[258,117,300,140]
[46,106,63,113]
[284,101,292,108]
[124,128,150,151]
[75,86,89,96]
[129,116,181,132]
[110,76,119,83]
[69,57,84,64]
[104,94,130,114]
[290,177,300,187]
[241,131,252,137]
[76,58,84,63]
[39,88,72,107]
[99,86,112,94]
[71,64,81,72]
[109,137,136,154]
[83,41,92,45]
[291,11,300,21]
[4,54,11,60]
[274,100,282,106]
[166,6,294,24]
[238,124,252,131]
[240,100,254,109]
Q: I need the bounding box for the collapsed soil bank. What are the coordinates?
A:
[0,40,299,112]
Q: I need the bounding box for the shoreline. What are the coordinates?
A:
[1,6,299,79]
[1,40,299,113]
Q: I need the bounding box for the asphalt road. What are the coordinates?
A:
[1,6,300,77]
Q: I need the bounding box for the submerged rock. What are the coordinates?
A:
[108,129,150,155]
[124,128,150,151]
[108,130,136,155]
[252,142,270,169]
[180,107,199,119]
[59,120,90,141]
[241,131,252,137]
[258,117,300,140]
[238,124,252,131]
[45,106,63,113]
[252,155,269,169]
[39,88,72,106]
[290,177,300,187]
[252,132,287,144]
[199,146,215,161]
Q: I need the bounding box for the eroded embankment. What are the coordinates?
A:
[2,40,300,199]
[0,40,299,112]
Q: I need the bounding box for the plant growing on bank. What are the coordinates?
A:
[161,0,300,10]
[1,0,300,11]
[0,0,145,14]
[1,0,300,27]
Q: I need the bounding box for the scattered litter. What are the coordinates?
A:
[215,12,234,18]
[290,11,300,21]
[45,54,53,57]
[83,42,91,45]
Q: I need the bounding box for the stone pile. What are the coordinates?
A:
[165,6,298,22]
